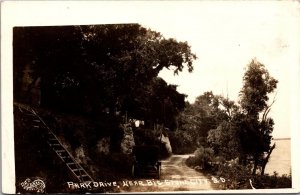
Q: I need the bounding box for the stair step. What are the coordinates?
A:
[33,125,40,128]
[18,107,24,113]
[26,113,35,116]
[67,163,76,167]
[72,168,84,172]
[61,156,71,159]
[80,175,92,182]
[49,141,60,145]
[47,133,55,137]
[56,149,66,153]
[50,144,61,147]
[67,163,78,169]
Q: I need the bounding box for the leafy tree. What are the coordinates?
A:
[207,121,240,160]
[121,77,186,130]
[240,59,278,117]
[77,24,196,116]
[206,95,241,160]
[13,24,196,151]
[14,24,196,117]
[206,60,277,175]
[184,59,278,178]
[178,92,231,148]
[238,59,278,175]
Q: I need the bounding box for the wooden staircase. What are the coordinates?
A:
[14,103,94,183]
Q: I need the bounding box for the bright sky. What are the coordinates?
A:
[137,1,300,139]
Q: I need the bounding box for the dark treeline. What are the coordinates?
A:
[13,24,197,188]
[14,24,196,131]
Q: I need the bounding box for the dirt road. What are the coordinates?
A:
[119,154,216,192]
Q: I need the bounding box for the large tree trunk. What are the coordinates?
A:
[261,143,276,175]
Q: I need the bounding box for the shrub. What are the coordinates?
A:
[168,130,197,154]
[251,172,292,189]
[186,146,214,170]
[214,164,252,189]
[211,164,292,189]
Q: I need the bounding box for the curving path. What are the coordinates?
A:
[120,154,215,192]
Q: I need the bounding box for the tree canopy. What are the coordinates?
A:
[13,24,197,130]
[238,59,278,174]
[178,59,278,175]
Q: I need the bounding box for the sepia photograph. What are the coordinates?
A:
[1,1,300,194]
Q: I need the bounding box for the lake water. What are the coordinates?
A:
[264,139,291,176]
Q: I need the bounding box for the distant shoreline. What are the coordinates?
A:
[273,138,291,141]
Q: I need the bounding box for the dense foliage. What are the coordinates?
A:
[13,24,197,185]
[14,24,196,131]
[180,59,287,188]
[214,164,291,189]
[238,59,278,175]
